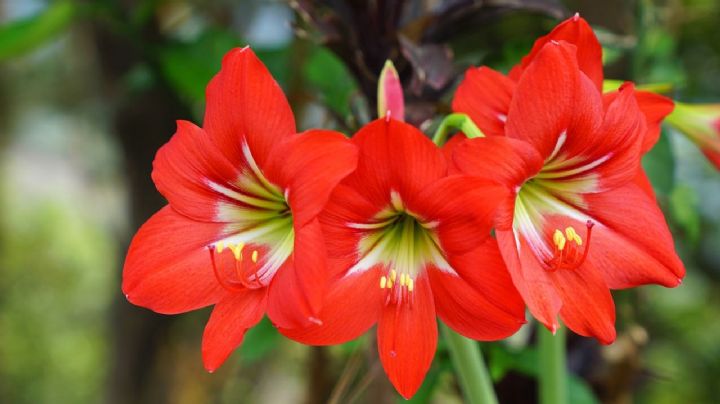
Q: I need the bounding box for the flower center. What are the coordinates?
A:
[207,142,294,291]
[544,221,594,271]
[347,191,453,306]
[513,179,595,270]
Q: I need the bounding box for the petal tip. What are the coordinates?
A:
[394,383,421,400]
[599,329,617,345]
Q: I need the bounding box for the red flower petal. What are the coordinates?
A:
[549,261,616,344]
[278,267,383,345]
[556,71,604,156]
[633,169,656,201]
[152,121,240,222]
[431,240,525,340]
[122,206,228,314]
[203,47,295,170]
[377,274,437,399]
[417,175,510,256]
[452,66,515,137]
[264,129,358,227]
[202,288,267,372]
[589,83,646,190]
[319,184,380,265]
[266,219,328,328]
[541,80,643,192]
[604,90,675,153]
[584,183,685,288]
[505,41,579,158]
[511,15,603,91]
[702,148,720,170]
[496,229,562,332]
[451,136,544,189]
[441,133,467,170]
[344,118,447,209]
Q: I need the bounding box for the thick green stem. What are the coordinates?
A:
[432,113,485,146]
[441,324,498,404]
[538,325,567,404]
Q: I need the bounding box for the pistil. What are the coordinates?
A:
[209,242,267,291]
[545,220,594,271]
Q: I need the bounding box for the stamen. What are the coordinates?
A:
[208,246,245,293]
[565,227,577,241]
[251,250,259,263]
[553,230,567,251]
[545,220,595,271]
[380,269,416,307]
[228,242,244,260]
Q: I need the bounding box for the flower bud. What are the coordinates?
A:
[666,102,720,169]
[377,60,404,121]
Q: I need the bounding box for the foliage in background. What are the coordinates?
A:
[0,0,719,403]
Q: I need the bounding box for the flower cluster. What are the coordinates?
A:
[123,15,685,398]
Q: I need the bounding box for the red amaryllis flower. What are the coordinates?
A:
[122,47,358,371]
[453,14,674,154]
[451,38,685,343]
[281,117,526,398]
[666,102,720,170]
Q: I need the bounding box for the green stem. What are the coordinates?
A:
[603,79,674,94]
[441,323,498,404]
[538,325,567,404]
[432,113,485,146]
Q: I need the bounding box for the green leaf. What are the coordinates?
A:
[401,360,451,404]
[303,47,358,117]
[0,1,76,60]
[568,375,600,404]
[487,343,538,381]
[254,46,292,89]
[670,184,701,245]
[238,317,280,364]
[487,343,599,404]
[642,129,675,196]
[158,30,293,108]
[158,29,242,103]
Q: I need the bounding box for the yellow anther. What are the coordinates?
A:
[400,273,407,286]
[215,241,225,253]
[390,269,397,282]
[565,227,577,241]
[564,227,583,246]
[387,279,394,288]
[407,278,414,292]
[380,276,387,289]
[553,230,567,250]
[251,250,259,263]
[228,243,244,260]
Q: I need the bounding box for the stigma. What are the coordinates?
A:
[379,268,415,307]
[209,241,266,291]
[545,220,594,271]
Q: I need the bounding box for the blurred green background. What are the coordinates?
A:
[0,0,718,403]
